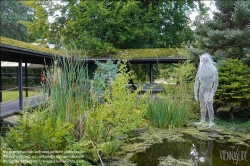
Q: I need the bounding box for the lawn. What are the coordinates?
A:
[2,90,41,102]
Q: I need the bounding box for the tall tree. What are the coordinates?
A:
[24,0,196,54]
[189,0,250,66]
[0,0,34,42]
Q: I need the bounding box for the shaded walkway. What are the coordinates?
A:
[0,95,46,119]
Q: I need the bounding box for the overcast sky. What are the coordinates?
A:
[189,1,217,21]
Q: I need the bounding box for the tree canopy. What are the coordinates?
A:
[23,0,197,54]
[189,0,250,66]
[0,0,34,42]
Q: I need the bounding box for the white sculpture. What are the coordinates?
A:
[194,53,218,127]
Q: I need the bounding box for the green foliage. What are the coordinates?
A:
[3,109,93,165]
[147,98,188,129]
[161,61,196,84]
[86,61,150,142]
[22,0,51,43]
[190,0,250,66]
[1,67,42,88]
[92,59,119,101]
[65,138,98,164]
[214,116,250,133]
[0,1,34,42]
[131,63,160,83]
[214,59,250,117]
[159,61,199,120]
[98,140,121,160]
[5,110,74,151]
[44,53,92,139]
[24,0,196,51]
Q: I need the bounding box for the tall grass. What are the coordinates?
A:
[147,98,187,129]
[43,53,92,139]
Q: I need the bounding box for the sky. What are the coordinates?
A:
[189,1,217,21]
[188,1,217,30]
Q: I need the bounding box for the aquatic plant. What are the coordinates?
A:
[147,98,188,129]
[43,52,93,139]
[160,61,200,119]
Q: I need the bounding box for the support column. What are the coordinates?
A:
[0,58,2,124]
[25,62,28,97]
[16,67,18,87]
[47,61,52,97]
[0,58,2,102]
[149,63,153,85]
[18,56,23,110]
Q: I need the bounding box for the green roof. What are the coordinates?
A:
[0,36,61,56]
[1,36,183,58]
[112,48,180,58]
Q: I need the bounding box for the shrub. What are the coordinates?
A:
[5,110,74,151]
[214,59,250,118]
[86,61,150,142]
[92,59,119,102]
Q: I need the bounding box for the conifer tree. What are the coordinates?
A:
[214,59,250,118]
[190,0,250,66]
[190,0,250,117]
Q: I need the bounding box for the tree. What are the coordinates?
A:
[0,0,34,42]
[214,59,250,119]
[23,0,196,53]
[189,0,250,66]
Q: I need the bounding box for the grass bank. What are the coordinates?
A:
[1,90,41,102]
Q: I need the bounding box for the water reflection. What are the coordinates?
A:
[130,135,250,166]
[190,140,213,166]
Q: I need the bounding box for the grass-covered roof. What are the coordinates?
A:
[0,36,61,56]
[1,36,183,58]
[108,48,181,59]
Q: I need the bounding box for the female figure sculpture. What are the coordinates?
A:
[194,53,218,127]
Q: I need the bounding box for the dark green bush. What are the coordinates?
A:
[214,59,250,118]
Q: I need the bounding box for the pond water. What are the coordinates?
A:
[130,134,250,166]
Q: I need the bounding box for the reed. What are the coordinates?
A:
[147,98,187,129]
[43,52,92,139]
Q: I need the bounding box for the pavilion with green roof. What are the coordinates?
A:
[0,36,186,118]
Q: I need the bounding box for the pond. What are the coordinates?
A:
[130,134,250,166]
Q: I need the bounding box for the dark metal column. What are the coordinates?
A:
[0,58,2,124]
[149,63,153,85]
[0,57,2,102]
[18,56,23,110]
[25,62,28,97]
[16,67,18,87]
